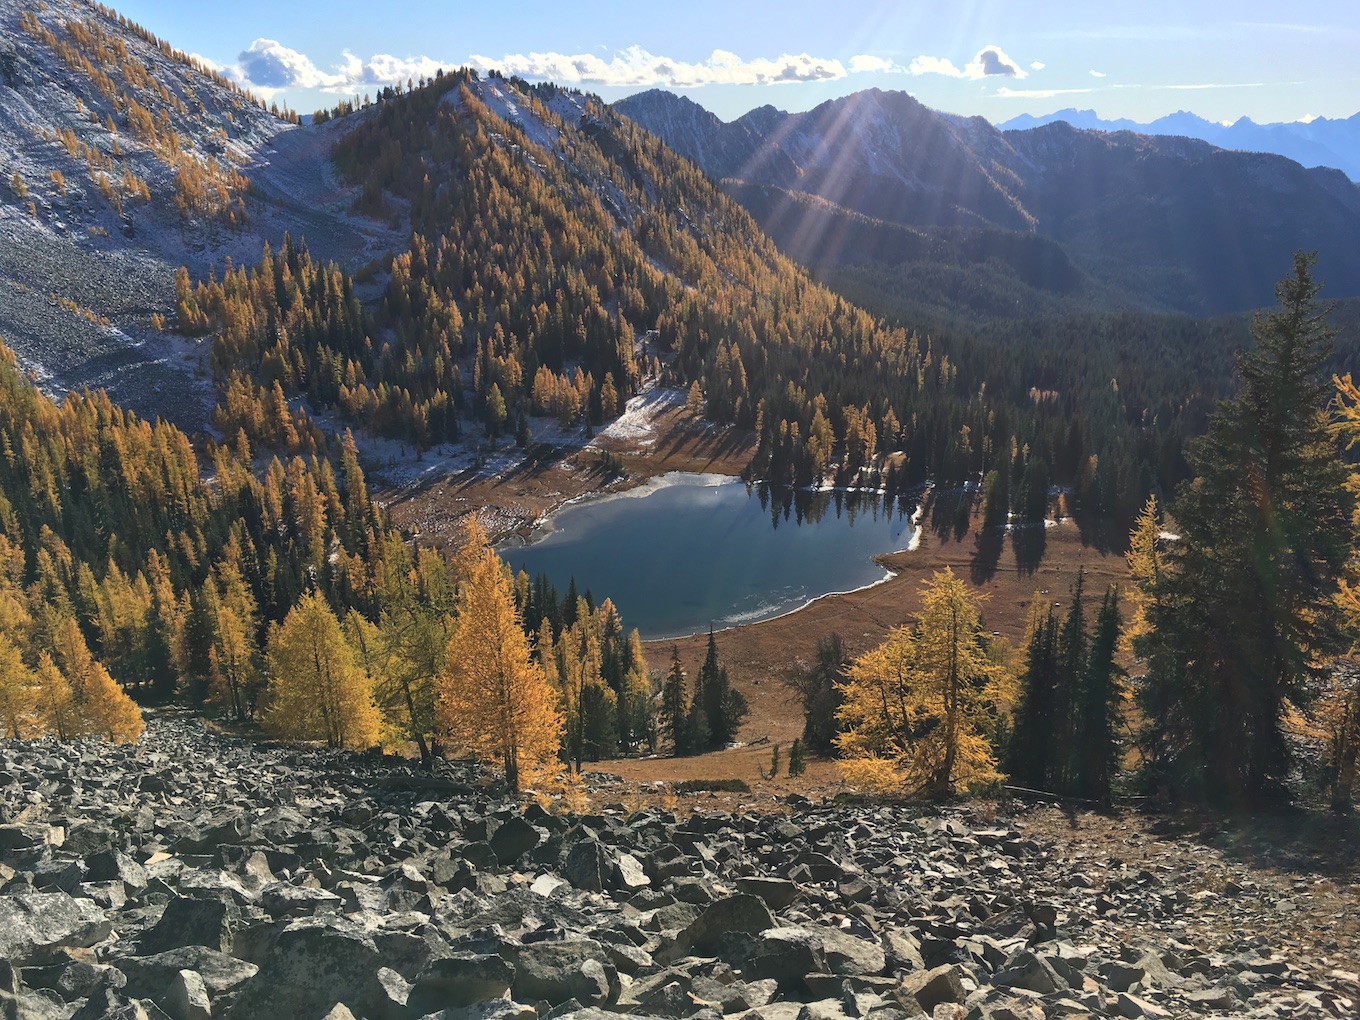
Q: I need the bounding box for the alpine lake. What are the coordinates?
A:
[497,472,922,640]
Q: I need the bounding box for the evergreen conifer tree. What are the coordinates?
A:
[661,647,689,755]
[1071,586,1124,802]
[1138,252,1355,802]
[1007,604,1059,789]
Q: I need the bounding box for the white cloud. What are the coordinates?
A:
[342,51,450,89]
[849,54,895,74]
[1089,69,1107,78]
[1030,61,1046,71]
[231,39,349,95]
[908,55,964,77]
[910,45,1027,80]
[232,39,1055,97]
[229,38,455,96]
[1162,81,1268,90]
[966,46,1027,79]
[467,46,851,87]
[995,86,1095,99]
[189,52,223,73]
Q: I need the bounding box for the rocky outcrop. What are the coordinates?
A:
[1,714,1356,1019]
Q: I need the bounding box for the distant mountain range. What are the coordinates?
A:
[615,88,1360,317]
[999,108,1360,183]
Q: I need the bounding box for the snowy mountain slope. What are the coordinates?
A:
[0,0,400,425]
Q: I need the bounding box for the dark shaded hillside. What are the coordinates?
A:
[1005,123,1360,315]
[723,181,1098,322]
[616,88,1360,316]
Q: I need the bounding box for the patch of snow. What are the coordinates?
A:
[590,382,684,448]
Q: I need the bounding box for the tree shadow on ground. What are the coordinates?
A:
[928,488,973,544]
[1148,805,1360,879]
[1012,524,1047,575]
[970,526,1005,584]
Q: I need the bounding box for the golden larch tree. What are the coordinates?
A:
[49,616,143,743]
[265,592,380,749]
[439,522,561,793]
[35,653,74,741]
[837,568,1002,797]
[0,633,37,739]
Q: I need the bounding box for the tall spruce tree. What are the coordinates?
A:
[1053,571,1087,791]
[661,646,690,755]
[1007,605,1059,788]
[695,629,747,748]
[1139,251,1355,803]
[785,634,848,755]
[1071,586,1124,803]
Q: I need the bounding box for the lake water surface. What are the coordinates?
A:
[499,472,920,640]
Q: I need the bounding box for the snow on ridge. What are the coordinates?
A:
[0,0,403,423]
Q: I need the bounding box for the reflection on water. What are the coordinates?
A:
[499,473,920,641]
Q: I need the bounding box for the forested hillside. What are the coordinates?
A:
[181,71,1193,544]
[0,333,664,783]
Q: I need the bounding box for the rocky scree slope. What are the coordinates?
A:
[0,716,1356,1020]
[0,0,397,427]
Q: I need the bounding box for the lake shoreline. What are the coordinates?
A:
[499,472,925,642]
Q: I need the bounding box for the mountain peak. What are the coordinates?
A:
[1000,105,1360,180]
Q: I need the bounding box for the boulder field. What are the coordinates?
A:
[0,715,1355,1019]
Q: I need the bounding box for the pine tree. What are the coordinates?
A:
[1007,601,1059,789]
[35,652,74,741]
[439,524,562,792]
[50,616,143,743]
[1140,252,1355,802]
[265,592,380,750]
[660,646,689,755]
[785,634,847,754]
[0,633,36,739]
[694,629,747,748]
[788,737,806,777]
[1071,586,1124,803]
[1052,571,1087,791]
[365,537,451,768]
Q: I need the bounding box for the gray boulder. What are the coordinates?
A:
[0,891,112,965]
[735,877,801,910]
[489,816,541,865]
[749,928,829,991]
[205,918,393,1020]
[139,896,240,954]
[675,894,776,957]
[407,954,516,1014]
[117,947,258,1000]
[161,970,211,1020]
[509,940,619,1006]
[563,840,611,892]
[899,965,970,1014]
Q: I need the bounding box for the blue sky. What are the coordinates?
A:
[113,0,1358,125]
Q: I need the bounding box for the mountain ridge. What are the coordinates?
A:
[615,87,1360,316]
[998,106,1360,182]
